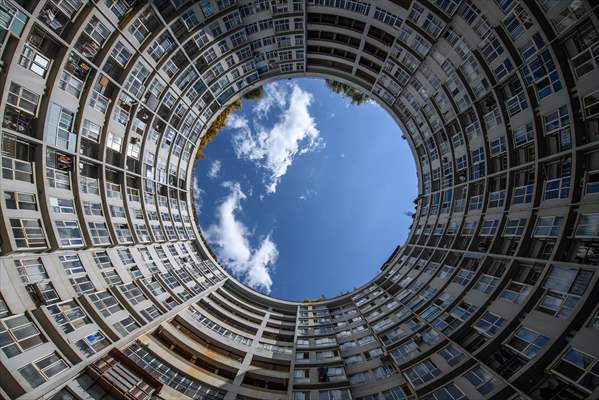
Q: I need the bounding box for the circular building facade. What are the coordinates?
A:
[0,1,597,399]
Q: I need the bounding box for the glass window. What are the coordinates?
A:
[0,314,45,358]
[55,220,84,247]
[505,326,550,359]
[551,347,599,393]
[74,330,110,357]
[463,365,498,395]
[18,352,68,388]
[533,216,563,237]
[47,300,90,334]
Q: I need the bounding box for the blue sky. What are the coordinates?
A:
[193,78,417,300]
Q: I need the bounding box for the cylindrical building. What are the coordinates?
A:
[0,0,597,399]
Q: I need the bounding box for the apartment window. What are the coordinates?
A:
[47,300,90,333]
[59,255,85,275]
[10,218,46,249]
[404,359,440,386]
[15,258,47,284]
[4,191,37,210]
[18,352,69,388]
[463,365,497,395]
[544,105,569,136]
[128,17,149,44]
[83,201,103,216]
[110,40,131,66]
[318,389,351,400]
[551,347,599,393]
[421,383,465,400]
[503,217,526,237]
[374,7,402,29]
[575,214,599,237]
[18,44,51,77]
[521,50,562,100]
[475,275,500,294]
[56,220,84,247]
[537,266,593,319]
[89,222,110,245]
[513,122,534,148]
[512,184,533,204]
[49,197,75,214]
[58,70,83,98]
[473,312,505,337]
[81,119,101,142]
[533,216,563,238]
[0,314,45,358]
[505,326,549,359]
[479,219,499,236]
[88,291,123,318]
[438,344,464,367]
[112,316,139,337]
[70,276,95,294]
[543,177,570,200]
[75,330,110,357]
[7,82,40,115]
[499,281,531,304]
[583,90,599,119]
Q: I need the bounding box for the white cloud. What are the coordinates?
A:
[231,83,323,194]
[192,173,205,218]
[299,188,317,201]
[205,182,278,293]
[207,160,221,179]
[253,82,287,119]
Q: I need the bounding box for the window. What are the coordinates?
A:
[479,219,499,236]
[473,312,505,337]
[404,359,440,386]
[83,201,103,216]
[59,255,85,275]
[513,122,534,148]
[544,105,570,136]
[58,70,83,98]
[575,214,599,237]
[84,16,110,46]
[543,176,570,200]
[0,314,45,358]
[421,383,465,400]
[88,291,122,318]
[89,222,110,245]
[10,218,46,249]
[47,300,90,333]
[56,220,84,247]
[75,330,110,357]
[15,258,47,284]
[128,17,149,44]
[110,316,137,337]
[438,344,464,367]
[505,326,549,359]
[81,119,101,142]
[463,365,498,395]
[533,216,563,238]
[18,44,50,77]
[537,266,593,319]
[7,82,40,115]
[512,184,533,204]
[551,347,599,393]
[319,389,351,400]
[49,197,75,214]
[500,281,531,304]
[503,218,526,237]
[70,276,95,294]
[18,352,68,388]
[4,191,37,210]
[110,41,131,66]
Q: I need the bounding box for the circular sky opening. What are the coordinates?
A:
[192,78,417,300]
